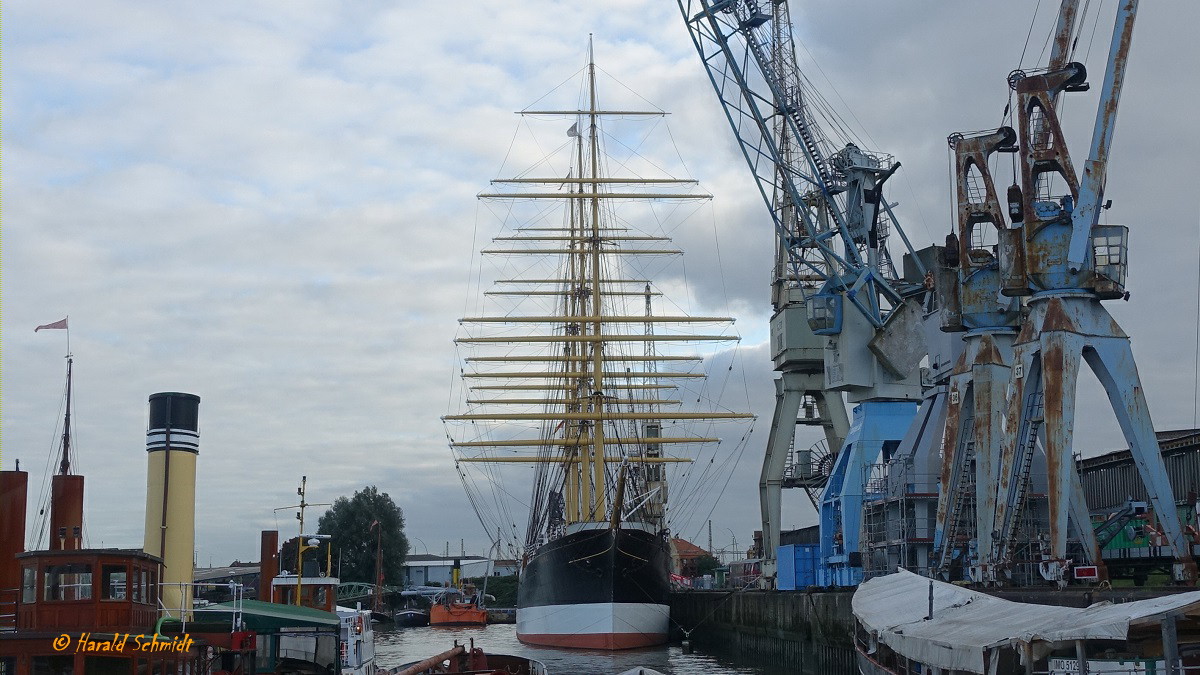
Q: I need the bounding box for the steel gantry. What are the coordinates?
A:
[983,0,1197,584]
[932,126,1023,583]
[932,1,1081,585]
[678,0,927,587]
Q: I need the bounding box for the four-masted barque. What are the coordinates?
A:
[443,42,753,650]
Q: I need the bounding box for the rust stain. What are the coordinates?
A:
[996,358,1027,535]
[978,333,1005,366]
[1105,312,1127,338]
[939,384,963,490]
[1041,297,1078,333]
[1017,317,1036,344]
[1044,341,1065,551]
[1049,1,1078,71]
[952,347,970,375]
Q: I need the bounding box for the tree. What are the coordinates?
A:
[299,486,409,585]
[467,574,516,607]
[694,554,721,576]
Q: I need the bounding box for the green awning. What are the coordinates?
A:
[207,599,340,632]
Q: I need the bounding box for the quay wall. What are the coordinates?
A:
[669,590,856,673]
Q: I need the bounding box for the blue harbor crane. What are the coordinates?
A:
[934,1,1084,584]
[678,0,929,587]
[982,0,1197,584]
[932,125,1023,583]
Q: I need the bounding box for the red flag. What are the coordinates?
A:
[35,318,68,332]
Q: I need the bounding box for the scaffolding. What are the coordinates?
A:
[861,456,938,580]
[860,454,1080,586]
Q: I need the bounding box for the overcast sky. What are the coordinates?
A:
[4,2,1199,567]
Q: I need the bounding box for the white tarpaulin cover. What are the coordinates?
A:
[852,569,1200,674]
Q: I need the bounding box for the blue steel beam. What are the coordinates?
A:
[1067,0,1137,271]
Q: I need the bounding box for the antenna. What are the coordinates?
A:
[273,476,331,605]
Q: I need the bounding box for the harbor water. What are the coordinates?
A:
[373,623,798,674]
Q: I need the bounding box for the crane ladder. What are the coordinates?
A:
[936,413,976,574]
[994,390,1045,566]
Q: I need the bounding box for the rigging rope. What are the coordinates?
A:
[1018,0,1046,69]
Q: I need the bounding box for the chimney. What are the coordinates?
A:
[48,475,84,551]
[0,470,29,594]
[142,392,200,617]
[259,530,279,601]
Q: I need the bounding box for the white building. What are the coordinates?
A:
[401,554,496,586]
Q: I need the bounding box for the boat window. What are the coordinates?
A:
[102,565,127,600]
[31,656,73,674]
[85,656,132,674]
[255,635,273,671]
[43,563,93,601]
[132,567,142,602]
[139,567,150,605]
[148,568,157,605]
[315,586,327,607]
[21,567,36,603]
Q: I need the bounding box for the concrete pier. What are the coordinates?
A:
[669,590,856,672]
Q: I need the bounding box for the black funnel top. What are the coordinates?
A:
[148,392,201,432]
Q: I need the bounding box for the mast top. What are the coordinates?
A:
[58,355,74,476]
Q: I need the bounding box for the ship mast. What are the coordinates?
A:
[566,96,586,525]
[585,38,607,522]
[445,42,753,548]
[59,356,74,475]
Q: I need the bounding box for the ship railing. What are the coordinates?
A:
[158,581,247,634]
[0,587,16,629]
[1025,664,1196,674]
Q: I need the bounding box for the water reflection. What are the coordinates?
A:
[373,623,799,674]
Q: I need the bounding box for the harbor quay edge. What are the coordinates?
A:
[669,589,856,673]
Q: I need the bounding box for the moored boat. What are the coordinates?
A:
[853,569,1200,674]
[443,40,752,650]
[392,638,546,675]
[394,589,437,626]
[394,606,430,627]
[517,524,670,649]
[261,479,380,675]
[0,349,257,672]
[428,559,488,626]
[429,585,487,627]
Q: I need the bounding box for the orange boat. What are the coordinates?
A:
[430,582,488,626]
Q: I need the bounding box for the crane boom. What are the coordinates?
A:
[679,0,929,587]
[679,0,920,323]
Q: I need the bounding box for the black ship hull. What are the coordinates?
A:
[516,524,670,649]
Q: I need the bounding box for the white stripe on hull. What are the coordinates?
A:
[517,602,669,649]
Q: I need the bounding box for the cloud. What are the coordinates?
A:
[5,1,1198,566]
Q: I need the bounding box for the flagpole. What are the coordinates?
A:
[33,316,74,474]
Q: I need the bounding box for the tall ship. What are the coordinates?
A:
[443,42,753,649]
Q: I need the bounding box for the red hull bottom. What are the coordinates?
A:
[517,631,668,650]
